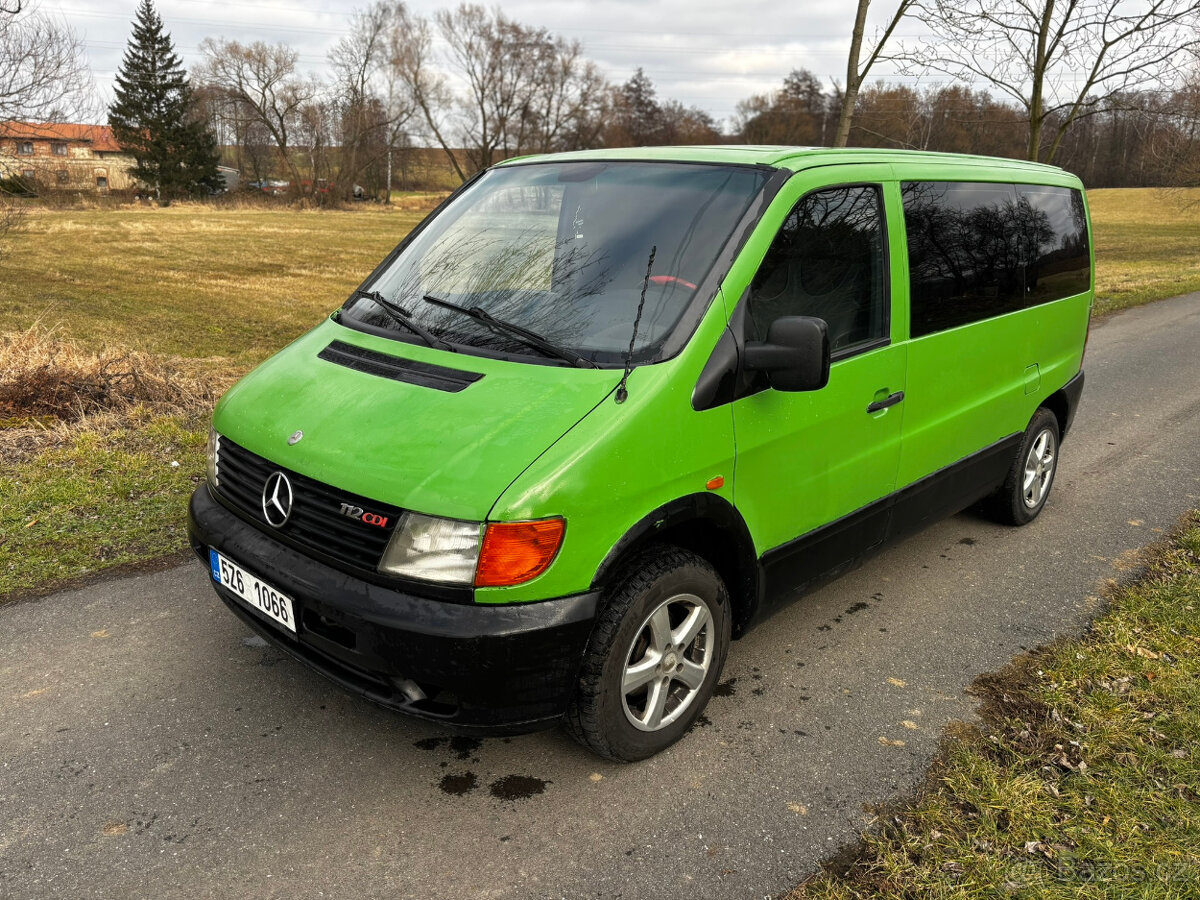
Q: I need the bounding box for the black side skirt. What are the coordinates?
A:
[755,433,1021,621]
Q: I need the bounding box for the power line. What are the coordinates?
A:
[59,2,931,43]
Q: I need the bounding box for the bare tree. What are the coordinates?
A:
[331,1,417,200]
[196,38,318,196]
[833,0,915,147]
[1,4,92,257]
[522,38,607,154]
[894,0,1200,162]
[0,3,93,122]
[434,4,550,172]
[387,6,465,182]
[1157,55,1200,199]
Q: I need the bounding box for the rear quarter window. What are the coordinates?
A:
[903,180,1091,338]
[1018,184,1091,305]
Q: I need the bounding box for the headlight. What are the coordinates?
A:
[378,513,482,584]
[206,427,220,487]
[378,514,567,587]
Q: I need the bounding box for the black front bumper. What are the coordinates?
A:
[188,485,599,733]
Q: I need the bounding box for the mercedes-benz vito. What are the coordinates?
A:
[189,147,1091,760]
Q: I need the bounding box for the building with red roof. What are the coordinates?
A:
[0,122,136,193]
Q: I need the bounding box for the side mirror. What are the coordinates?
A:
[743,316,830,392]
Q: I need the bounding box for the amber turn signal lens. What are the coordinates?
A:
[474,518,566,587]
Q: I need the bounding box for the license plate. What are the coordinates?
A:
[209,549,297,634]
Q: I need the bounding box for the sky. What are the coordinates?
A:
[39,0,936,128]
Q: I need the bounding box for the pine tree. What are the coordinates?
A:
[108,0,222,200]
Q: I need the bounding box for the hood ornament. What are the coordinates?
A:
[288,430,304,446]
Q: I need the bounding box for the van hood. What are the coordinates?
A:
[213,320,620,521]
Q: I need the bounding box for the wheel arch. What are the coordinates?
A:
[591,494,761,636]
[1041,369,1084,441]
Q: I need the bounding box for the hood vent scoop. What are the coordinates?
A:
[318,340,483,393]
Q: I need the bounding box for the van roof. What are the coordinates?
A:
[497,145,1069,176]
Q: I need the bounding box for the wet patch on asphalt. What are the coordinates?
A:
[488,775,549,801]
[814,591,888,633]
[412,735,482,761]
[438,772,478,795]
[713,677,737,697]
[416,738,551,802]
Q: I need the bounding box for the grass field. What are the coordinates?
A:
[0,203,431,368]
[0,187,1197,599]
[791,512,1200,899]
[1087,189,1200,316]
[0,188,1194,370]
[0,201,434,597]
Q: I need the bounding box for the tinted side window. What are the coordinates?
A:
[748,185,887,353]
[903,182,1025,337]
[1019,185,1090,305]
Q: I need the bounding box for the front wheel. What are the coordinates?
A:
[566,547,730,762]
[986,407,1060,526]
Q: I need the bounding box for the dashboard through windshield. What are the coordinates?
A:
[339,160,769,366]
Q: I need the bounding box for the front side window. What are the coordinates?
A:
[341,161,768,366]
[747,184,888,353]
[52,142,67,156]
[17,141,32,155]
[56,169,69,184]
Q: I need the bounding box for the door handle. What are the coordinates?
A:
[866,391,905,413]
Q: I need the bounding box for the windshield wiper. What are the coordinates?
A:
[422,295,597,369]
[353,289,453,352]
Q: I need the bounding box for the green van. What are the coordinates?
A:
[189,147,1091,761]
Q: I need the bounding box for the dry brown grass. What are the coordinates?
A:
[0,324,235,462]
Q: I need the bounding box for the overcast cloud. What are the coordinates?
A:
[42,0,937,128]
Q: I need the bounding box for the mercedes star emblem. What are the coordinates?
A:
[288,430,304,445]
[261,471,294,527]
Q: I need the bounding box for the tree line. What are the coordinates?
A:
[190,3,725,199]
[190,0,1200,200]
[2,0,1199,203]
[736,72,1200,190]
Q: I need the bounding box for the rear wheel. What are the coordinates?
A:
[566,546,730,761]
[987,407,1060,526]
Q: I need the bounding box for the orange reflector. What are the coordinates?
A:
[475,518,566,587]
[706,475,725,490]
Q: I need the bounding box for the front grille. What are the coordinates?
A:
[213,437,401,573]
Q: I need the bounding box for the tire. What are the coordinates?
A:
[986,407,1060,526]
[566,546,731,762]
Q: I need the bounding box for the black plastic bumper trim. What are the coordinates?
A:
[1058,369,1085,438]
[189,485,598,732]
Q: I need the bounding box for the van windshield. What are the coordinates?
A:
[340,161,768,366]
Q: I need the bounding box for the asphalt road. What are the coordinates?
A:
[3,292,1199,900]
